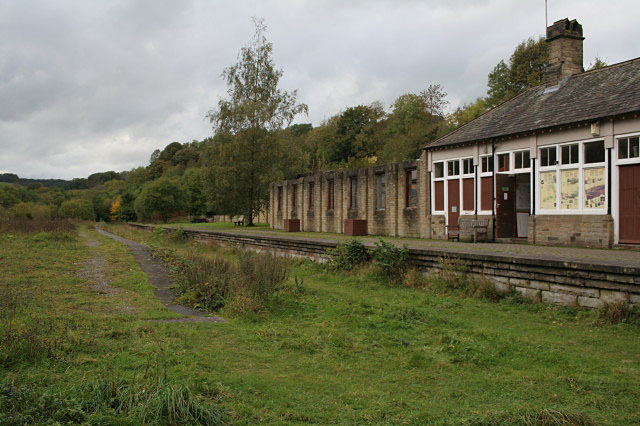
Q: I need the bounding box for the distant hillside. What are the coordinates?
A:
[0,171,124,190]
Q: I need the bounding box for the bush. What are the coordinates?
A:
[325,239,369,271]
[238,251,290,300]
[171,248,292,314]
[370,239,409,282]
[10,202,52,220]
[59,198,95,220]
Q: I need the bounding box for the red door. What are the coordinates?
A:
[496,174,516,238]
[619,164,640,243]
[447,179,460,227]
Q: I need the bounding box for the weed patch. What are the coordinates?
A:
[596,301,640,325]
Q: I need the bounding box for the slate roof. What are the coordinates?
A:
[427,57,640,150]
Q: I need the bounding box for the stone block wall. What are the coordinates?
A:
[528,215,613,248]
[131,223,640,310]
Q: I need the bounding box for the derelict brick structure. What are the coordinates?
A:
[270,18,640,247]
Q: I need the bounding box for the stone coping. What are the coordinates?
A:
[130,223,640,277]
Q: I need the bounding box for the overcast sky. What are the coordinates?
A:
[1,0,639,179]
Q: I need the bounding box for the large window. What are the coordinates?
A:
[376,174,386,209]
[405,169,417,208]
[538,140,606,212]
[277,187,283,212]
[350,177,358,209]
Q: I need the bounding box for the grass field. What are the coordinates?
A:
[1,221,639,424]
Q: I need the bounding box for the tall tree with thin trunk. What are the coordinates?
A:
[204,19,307,226]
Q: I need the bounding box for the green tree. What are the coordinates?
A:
[204,19,307,226]
[588,57,607,70]
[327,103,385,164]
[118,192,137,222]
[486,37,548,107]
[182,168,207,218]
[134,177,185,223]
[58,198,95,220]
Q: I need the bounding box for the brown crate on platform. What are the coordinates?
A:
[283,219,300,232]
[344,219,367,236]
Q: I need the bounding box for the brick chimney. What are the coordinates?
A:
[545,18,585,86]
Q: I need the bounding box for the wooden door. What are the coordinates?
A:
[447,179,460,227]
[619,164,640,243]
[496,174,516,238]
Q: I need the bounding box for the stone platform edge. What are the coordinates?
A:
[128,223,640,309]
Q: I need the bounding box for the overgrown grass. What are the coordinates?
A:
[2,222,640,424]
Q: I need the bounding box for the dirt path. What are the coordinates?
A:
[95,227,224,323]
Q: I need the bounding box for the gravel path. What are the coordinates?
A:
[95,227,224,323]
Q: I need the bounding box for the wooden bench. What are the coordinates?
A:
[447,218,489,243]
[233,216,245,226]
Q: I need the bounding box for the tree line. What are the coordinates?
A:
[1,21,607,225]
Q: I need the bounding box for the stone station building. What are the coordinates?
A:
[270,19,640,248]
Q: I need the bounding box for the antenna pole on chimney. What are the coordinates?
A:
[545,0,548,33]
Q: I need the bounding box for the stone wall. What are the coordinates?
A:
[528,215,613,248]
[130,223,640,309]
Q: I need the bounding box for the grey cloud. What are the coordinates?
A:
[0,0,638,179]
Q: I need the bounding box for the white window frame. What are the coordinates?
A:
[460,157,475,214]
[616,133,640,166]
[431,161,446,214]
[536,138,608,215]
[613,131,640,244]
[513,149,532,171]
[478,154,493,215]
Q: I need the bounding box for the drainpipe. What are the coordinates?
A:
[607,147,612,216]
[491,140,496,242]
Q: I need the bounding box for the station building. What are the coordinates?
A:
[269,19,640,247]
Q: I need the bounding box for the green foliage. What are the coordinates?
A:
[327,103,385,164]
[370,239,409,281]
[0,183,37,208]
[10,202,52,220]
[91,191,112,222]
[588,57,608,71]
[118,192,137,222]
[182,168,207,218]
[135,177,186,223]
[325,239,369,271]
[237,250,290,301]
[486,37,548,108]
[58,198,96,220]
[204,19,307,225]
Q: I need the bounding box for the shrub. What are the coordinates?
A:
[325,239,369,271]
[10,202,52,220]
[238,251,290,301]
[370,239,409,282]
[172,248,292,313]
[59,198,96,221]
